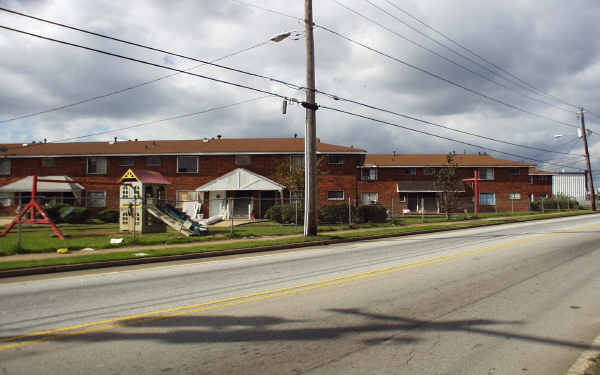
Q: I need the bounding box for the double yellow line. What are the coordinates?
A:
[1,223,595,352]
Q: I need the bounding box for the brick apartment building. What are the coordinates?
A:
[0,137,552,218]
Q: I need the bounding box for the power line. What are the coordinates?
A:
[0,25,292,107]
[0,96,271,151]
[381,0,581,111]
[319,104,586,171]
[0,39,272,123]
[351,0,574,115]
[315,23,579,130]
[0,21,586,160]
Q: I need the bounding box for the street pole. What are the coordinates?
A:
[580,108,596,211]
[303,0,318,236]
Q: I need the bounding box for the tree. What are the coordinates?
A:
[435,153,462,218]
[273,155,327,198]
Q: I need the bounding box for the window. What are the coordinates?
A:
[177,156,198,173]
[87,191,106,208]
[41,158,55,167]
[361,192,378,205]
[119,157,134,166]
[327,190,344,200]
[87,157,107,174]
[146,156,161,166]
[176,190,198,209]
[328,155,344,165]
[0,159,11,175]
[479,193,495,206]
[404,168,416,175]
[0,192,11,207]
[478,167,494,180]
[508,193,521,200]
[291,155,304,171]
[235,155,251,166]
[398,193,407,202]
[509,168,520,176]
[424,167,438,175]
[361,168,378,181]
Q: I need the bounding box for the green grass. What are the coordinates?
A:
[0,209,594,271]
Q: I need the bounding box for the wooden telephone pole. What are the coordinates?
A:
[580,108,596,211]
[303,0,318,236]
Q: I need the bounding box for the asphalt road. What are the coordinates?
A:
[2,214,600,374]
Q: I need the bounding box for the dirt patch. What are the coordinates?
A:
[585,355,600,375]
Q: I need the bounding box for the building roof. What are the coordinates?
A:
[0,176,84,193]
[195,168,285,192]
[363,154,534,167]
[529,169,554,175]
[0,138,366,157]
[118,169,171,185]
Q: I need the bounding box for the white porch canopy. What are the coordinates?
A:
[0,176,84,193]
[195,168,285,192]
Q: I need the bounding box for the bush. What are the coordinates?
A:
[318,204,355,224]
[43,203,70,223]
[97,209,119,223]
[531,195,579,211]
[357,204,388,223]
[265,204,304,224]
[60,206,91,224]
[264,205,282,222]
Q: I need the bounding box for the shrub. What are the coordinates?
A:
[318,204,355,224]
[44,203,70,223]
[264,205,282,222]
[97,209,119,223]
[357,204,388,223]
[265,204,304,224]
[60,207,91,224]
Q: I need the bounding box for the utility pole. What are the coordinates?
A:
[303,0,318,236]
[580,108,596,211]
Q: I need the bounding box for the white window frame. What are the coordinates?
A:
[361,167,378,181]
[0,159,11,175]
[361,192,378,205]
[235,155,251,166]
[328,155,345,165]
[478,167,495,180]
[508,193,521,200]
[327,190,344,200]
[87,157,107,175]
[0,192,11,207]
[87,191,107,208]
[177,156,198,173]
[119,157,134,167]
[405,167,416,175]
[176,190,199,209]
[479,192,496,206]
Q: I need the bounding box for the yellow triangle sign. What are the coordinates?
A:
[119,169,138,183]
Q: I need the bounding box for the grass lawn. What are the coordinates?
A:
[0,209,593,257]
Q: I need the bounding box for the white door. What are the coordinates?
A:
[209,191,226,218]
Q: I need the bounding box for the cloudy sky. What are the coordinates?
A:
[1,0,599,176]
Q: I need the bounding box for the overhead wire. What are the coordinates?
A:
[319,104,586,171]
[381,0,582,111]
[0,21,585,158]
[351,0,574,115]
[0,38,273,123]
[0,96,272,151]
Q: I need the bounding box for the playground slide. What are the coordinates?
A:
[146,204,208,236]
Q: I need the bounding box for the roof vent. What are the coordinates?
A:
[114,137,118,144]
[294,133,298,138]
[44,138,47,143]
[217,134,222,140]
[202,138,209,143]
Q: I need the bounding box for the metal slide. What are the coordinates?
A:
[146,204,208,237]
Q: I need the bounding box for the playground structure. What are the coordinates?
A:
[463,169,481,215]
[118,169,207,237]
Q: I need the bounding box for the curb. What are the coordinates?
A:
[566,333,600,374]
[0,212,594,279]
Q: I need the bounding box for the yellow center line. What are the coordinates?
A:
[1,222,597,352]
